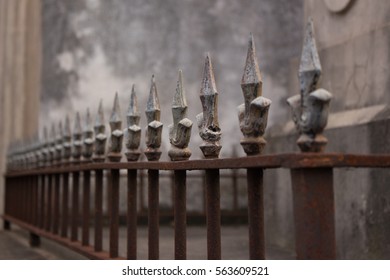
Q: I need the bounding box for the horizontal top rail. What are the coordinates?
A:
[5,153,390,177]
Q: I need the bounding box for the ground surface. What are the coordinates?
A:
[0,226,294,260]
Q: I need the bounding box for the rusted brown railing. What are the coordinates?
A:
[3,20,390,260]
[4,153,390,260]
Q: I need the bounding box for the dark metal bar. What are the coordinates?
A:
[3,220,11,230]
[94,169,103,252]
[291,168,336,259]
[82,170,91,246]
[32,175,38,226]
[174,170,186,260]
[148,169,159,260]
[29,232,41,247]
[53,173,61,234]
[127,169,137,260]
[61,172,69,237]
[109,169,120,258]
[247,168,265,259]
[3,179,10,230]
[139,170,145,212]
[39,175,46,229]
[26,177,32,223]
[205,169,221,260]
[45,175,53,231]
[10,153,390,177]
[232,168,238,213]
[71,171,80,241]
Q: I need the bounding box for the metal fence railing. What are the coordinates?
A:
[3,19,390,260]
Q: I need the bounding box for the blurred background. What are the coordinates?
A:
[1,0,390,259]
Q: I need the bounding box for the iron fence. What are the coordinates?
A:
[3,19,390,260]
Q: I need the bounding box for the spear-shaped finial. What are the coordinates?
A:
[40,126,49,167]
[108,92,123,162]
[82,108,94,161]
[299,18,322,102]
[287,18,332,152]
[145,75,161,123]
[63,115,72,162]
[145,75,163,161]
[72,112,83,161]
[55,121,63,163]
[196,53,222,158]
[93,99,107,162]
[125,85,142,161]
[238,34,272,155]
[168,70,193,161]
[49,123,56,165]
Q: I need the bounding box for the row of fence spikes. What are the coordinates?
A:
[6,33,265,170]
[7,19,332,170]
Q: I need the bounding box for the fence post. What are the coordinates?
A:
[237,35,271,260]
[81,109,93,246]
[197,54,222,260]
[71,112,82,242]
[107,93,124,258]
[145,75,163,260]
[3,177,11,230]
[169,70,193,260]
[93,100,107,252]
[287,19,335,259]
[61,116,71,238]
[124,85,142,260]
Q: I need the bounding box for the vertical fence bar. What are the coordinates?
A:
[148,169,159,260]
[94,169,103,252]
[32,175,39,226]
[109,169,120,258]
[71,171,80,241]
[290,168,336,259]
[26,176,31,223]
[127,169,137,260]
[53,173,61,234]
[3,178,11,230]
[205,169,221,260]
[82,170,91,246]
[232,169,238,214]
[174,170,187,260]
[247,168,265,259]
[45,175,53,231]
[39,175,46,229]
[30,174,41,249]
[61,172,69,237]
[140,171,145,212]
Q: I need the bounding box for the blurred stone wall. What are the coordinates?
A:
[0,0,41,224]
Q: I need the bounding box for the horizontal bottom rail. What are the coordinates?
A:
[2,215,125,260]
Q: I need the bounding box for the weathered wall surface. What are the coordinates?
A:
[265,0,390,259]
[40,0,303,160]
[0,0,41,224]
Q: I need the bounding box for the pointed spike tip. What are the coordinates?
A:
[299,18,321,75]
[110,92,122,123]
[173,70,187,108]
[95,99,105,127]
[128,84,139,116]
[146,75,160,111]
[241,33,262,85]
[74,111,82,134]
[201,53,218,96]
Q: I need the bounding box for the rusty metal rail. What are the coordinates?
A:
[3,153,390,260]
